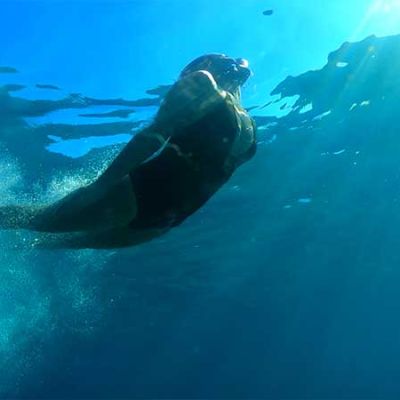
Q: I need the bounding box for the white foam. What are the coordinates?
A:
[333,149,346,155]
[313,110,332,121]
[299,103,313,114]
[298,198,312,204]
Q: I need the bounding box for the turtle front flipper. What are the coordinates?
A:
[155,70,227,132]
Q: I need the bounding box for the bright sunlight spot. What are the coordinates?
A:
[374,0,400,12]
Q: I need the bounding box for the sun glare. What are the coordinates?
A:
[371,0,400,13]
[350,0,400,41]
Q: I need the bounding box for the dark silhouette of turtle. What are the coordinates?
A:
[0,54,257,249]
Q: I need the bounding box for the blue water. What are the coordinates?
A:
[1,0,400,397]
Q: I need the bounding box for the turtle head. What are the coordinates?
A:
[180,54,251,96]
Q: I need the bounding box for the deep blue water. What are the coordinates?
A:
[1,1,400,398]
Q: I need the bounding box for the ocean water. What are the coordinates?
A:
[1,0,400,398]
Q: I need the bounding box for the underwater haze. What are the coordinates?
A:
[2,0,400,397]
